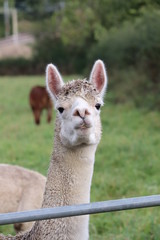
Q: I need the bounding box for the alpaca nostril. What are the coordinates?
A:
[84,109,91,116]
[73,109,83,118]
[73,109,91,119]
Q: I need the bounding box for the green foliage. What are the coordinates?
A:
[0,0,14,7]
[33,0,160,74]
[32,0,98,73]
[33,35,87,73]
[108,68,160,110]
[89,10,160,70]
[88,10,160,110]
[0,76,160,238]
[15,0,60,18]
[57,1,96,47]
[0,15,4,37]
[0,58,45,75]
[0,0,160,110]
[93,0,159,27]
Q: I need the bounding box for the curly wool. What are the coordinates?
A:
[57,79,100,103]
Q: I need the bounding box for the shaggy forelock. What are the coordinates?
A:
[57,79,99,102]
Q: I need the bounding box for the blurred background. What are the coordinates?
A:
[0,1,160,239]
[0,0,159,109]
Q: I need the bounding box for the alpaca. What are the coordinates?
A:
[0,59,107,240]
[29,86,53,125]
[0,164,46,233]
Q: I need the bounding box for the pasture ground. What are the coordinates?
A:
[0,75,160,239]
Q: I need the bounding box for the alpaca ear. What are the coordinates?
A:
[46,64,64,103]
[89,60,107,99]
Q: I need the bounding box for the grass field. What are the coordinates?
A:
[0,75,160,239]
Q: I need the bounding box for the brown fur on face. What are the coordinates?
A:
[29,86,53,125]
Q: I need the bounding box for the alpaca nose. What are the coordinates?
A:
[73,108,91,119]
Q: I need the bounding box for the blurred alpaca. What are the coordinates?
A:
[0,164,46,233]
[29,86,52,125]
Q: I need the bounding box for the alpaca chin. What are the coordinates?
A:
[60,126,99,147]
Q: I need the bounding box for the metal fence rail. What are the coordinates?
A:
[0,195,160,226]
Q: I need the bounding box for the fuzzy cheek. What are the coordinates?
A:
[59,110,71,120]
[62,120,74,132]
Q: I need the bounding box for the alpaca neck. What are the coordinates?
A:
[28,119,98,240]
[42,121,97,207]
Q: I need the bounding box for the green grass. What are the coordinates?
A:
[0,76,160,239]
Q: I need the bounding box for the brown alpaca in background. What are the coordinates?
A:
[29,86,53,125]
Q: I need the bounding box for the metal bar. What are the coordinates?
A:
[0,195,160,226]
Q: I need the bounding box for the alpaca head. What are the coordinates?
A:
[46,60,107,148]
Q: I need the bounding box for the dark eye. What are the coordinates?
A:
[95,103,101,110]
[57,107,64,113]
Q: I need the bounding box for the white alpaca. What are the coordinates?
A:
[0,164,46,233]
[0,59,107,240]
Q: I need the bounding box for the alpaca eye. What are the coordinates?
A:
[57,107,64,113]
[95,103,101,110]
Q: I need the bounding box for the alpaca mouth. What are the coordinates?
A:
[79,123,89,129]
[75,121,92,130]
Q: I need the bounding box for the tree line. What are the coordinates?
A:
[0,0,160,109]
